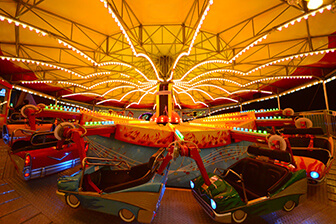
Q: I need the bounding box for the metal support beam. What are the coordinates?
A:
[322,81,329,111]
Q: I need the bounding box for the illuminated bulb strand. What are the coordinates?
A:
[276,4,332,32]
[61,92,102,98]
[178,84,264,102]
[0,14,98,67]
[174,4,333,82]
[182,84,230,95]
[21,79,154,93]
[325,75,336,83]
[173,95,182,109]
[278,80,323,97]
[230,34,268,62]
[58,39,155,81]
[57,39,97,65]
[167,0,214,82]
[98,0,162,82]
[98,63,156,82]
[174,59,231,82]
[184,48,336,83]
[22,79,141,90]
[61,84,150,99]
[125,86,157,108]
[2,4,331,80]
[243,76,313,87]
[231,89,273,95]
[97,87,156,105]
[0,56,156,89]
[191,78,242,87]
[209,105,239,115]
[13,85,55,100]
[228,5,332,63]
[246,48,336,75]
[85,71,113,78]
[188,69,244,83]
[0,14,47,36]
[177,76,312,89]
[181,83,272,96]
[0,56,84,78]
[173,86,209,107]
[0,15,154,82]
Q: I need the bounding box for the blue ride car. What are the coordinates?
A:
[56,148,168,223]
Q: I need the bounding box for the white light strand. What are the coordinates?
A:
[98,0,162,81]
[173,94,182,109]
[173,85,209,107]
[173,4,333,82]
[168,0,214,81]
[0,14,154,82]
[125,86,157,108]
[178,48,336,83]
[97,86,157,105]
[243,75,313,87]
[191,78,242,87]
[0,56,84,78]
[175,59,230,82]
[0,14,47,36]
[13,85,55,100]
[188,68,244,83]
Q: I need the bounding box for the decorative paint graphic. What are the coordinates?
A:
[294,156,325,176]
[182,130,231,148]
[115,124,174,147]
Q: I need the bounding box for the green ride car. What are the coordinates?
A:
[191,145,307,223]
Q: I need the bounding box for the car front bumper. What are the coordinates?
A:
[192,189,232,223]
[56,190,66,203]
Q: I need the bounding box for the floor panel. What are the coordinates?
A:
[1,142,335,224]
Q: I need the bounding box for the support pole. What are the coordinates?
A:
[322,81,329,111]
[277,94,281,110]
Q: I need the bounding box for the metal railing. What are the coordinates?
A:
[299,110,336,138]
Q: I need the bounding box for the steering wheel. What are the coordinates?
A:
[267,135,287,151]
[282,108,294,116]
[54,122,75,140]
[294,117,313,129]
[21,104,40,118]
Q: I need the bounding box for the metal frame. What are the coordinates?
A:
[0,0,335,108]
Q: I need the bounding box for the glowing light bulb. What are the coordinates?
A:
[307,0,323,10]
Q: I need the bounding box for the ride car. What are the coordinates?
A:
[56,147,168,223]
[191,145,307,223]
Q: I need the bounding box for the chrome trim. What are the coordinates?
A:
[29,158,80,180]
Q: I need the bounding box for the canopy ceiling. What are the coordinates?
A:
[0,0,336,109]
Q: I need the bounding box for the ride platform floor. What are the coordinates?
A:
[1,141,336,224]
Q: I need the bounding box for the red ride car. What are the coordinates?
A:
[8,131,80,180]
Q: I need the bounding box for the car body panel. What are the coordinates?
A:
[191,146,307,223]
[9,142,80,180]
[57,149,169,223]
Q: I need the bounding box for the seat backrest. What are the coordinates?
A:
[288,137,310,147]
[283,127,324,135]
[11,140,32,152]
[313,138,331,151]
[292,148,330,165]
